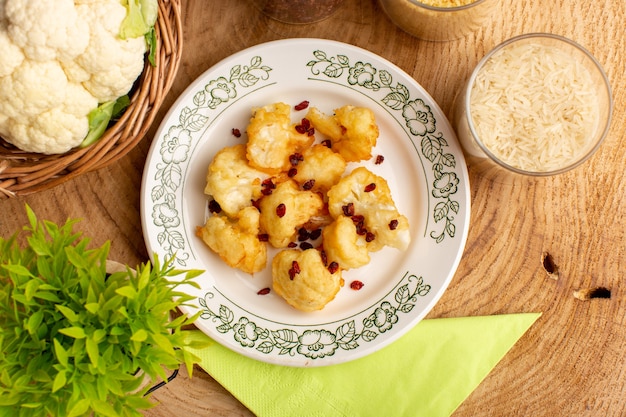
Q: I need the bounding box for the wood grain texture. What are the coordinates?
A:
[0,0,624,416]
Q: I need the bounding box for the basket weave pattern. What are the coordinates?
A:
[0,0,183,198]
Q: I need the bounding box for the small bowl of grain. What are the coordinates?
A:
[454,33,613,177]
[378,0,499,41]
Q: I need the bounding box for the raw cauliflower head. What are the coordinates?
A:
[0,0,149,154]
[196,206,267,274]
[272,249,342,312]
[204,144,271,218]
[246,102,314,174]
[258,179,324,248]
[327,166,411,252]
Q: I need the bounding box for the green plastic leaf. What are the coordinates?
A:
[56,304,80,323]
[116,285,137,299]
[67,399,91,417]
[54,338,69,367]
[86,337,100,367]
[59,327,86,339]
[131,328,148,342]
[2,263,32,277]
[27,310,44,335]
[52,370,67,393]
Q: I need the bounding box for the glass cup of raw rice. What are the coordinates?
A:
[379,0,500,41]
[454,33,613,177]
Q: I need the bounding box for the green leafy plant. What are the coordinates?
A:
[0,205,206,417]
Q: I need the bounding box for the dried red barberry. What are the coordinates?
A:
[295,118,314,136]
[289,260,301,280]
[389,219,399,230]
[321,250,328,266]
[365,232,376,242]
[288,242,298,248]
[288,167,298,177]
[208,199,222,214]
[327,261,339,274]
[289,153,304,166]
[350,280,364,290]
[342,202,355,217]
[258,233,269,242]
[257,287,271,295]
[276,203,286,218]
[375,155,384,164]
[321,139,332,148]
[351,214,364,224]
[300,242,313,250]
[364,183,376,192]
[232,128,241,138]
[262,177,275,187]
[308,228,322,240]
[297,227,309,241]
[294,100,310,111]
[302,179,315,190]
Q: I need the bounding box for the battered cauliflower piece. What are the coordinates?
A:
[204,144,271,217]
[246,102,314,174]
[306,105,379,162]
[322,215,370,270]
[258,179,324,248]
[196,206,267,274]
[327,167,410,252]
[293,144,347,193]
[272,249,342,312]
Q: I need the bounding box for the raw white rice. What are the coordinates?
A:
[470,42,600,172]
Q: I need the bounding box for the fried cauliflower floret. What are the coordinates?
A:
[306,105,379,162]
[204,144,270,217]
[272,249,342,312]
[322,215,370,270]
[196,206,266,274]
[293,144,347,194]
[259,179,324,248]
[327,167,410,252]
[246,102,314,174]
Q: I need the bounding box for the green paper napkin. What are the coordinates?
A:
[186,313,541,417]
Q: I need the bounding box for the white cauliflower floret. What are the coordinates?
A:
[293,144,347,193]
[258,179,324,248]
[307,106,379,162]
[272,249,342,312]
[70,1,146,102]
[246,102,314,174]
[322,215,370,270]
[0,0,153,154]
[327,167,411,252]
[0,61,97,153]
[196,206,267,275]
[0,29,23,77]
[204,144,271,218]
[4,0,89,62]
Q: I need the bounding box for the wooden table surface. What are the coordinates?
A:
[1,0,625,415]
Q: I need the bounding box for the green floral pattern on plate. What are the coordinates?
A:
[307,50,460,243]
[200,273,430,359]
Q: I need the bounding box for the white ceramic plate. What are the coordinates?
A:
[141,39,470,367]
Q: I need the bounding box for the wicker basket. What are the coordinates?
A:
[0,0,183,198]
